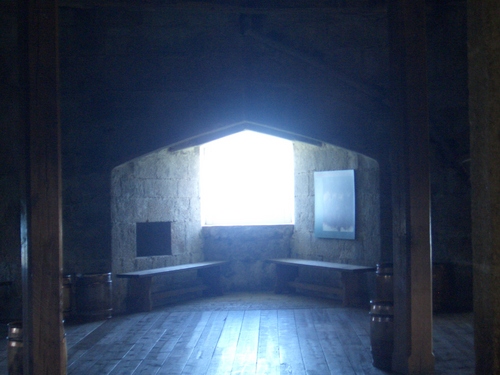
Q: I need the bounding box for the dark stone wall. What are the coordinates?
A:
[111,137,380,311]
[59,4,390,275]
[203,225,294,292]
[111,146,203,311]
[291,142,380,267]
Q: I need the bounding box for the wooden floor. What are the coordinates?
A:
[1,292,474,374]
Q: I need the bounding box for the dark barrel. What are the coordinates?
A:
[75,272,113,321]
[375,263,393,302]
[7,321,23,375]
[369,300,394,372]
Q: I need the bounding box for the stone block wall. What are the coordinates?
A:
[111,147,204,312]
[56,3,391,277]
[202,225,294,291]
[0,0,471,318]
[292,142,380,265]
[111,132,380,311]
[291,142,380,294]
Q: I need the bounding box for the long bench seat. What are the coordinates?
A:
[117,261,227,312]
[267,258,376,307]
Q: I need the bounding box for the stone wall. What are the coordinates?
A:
[55,2,469,282]
[111,146,204,311]
[0,1,472,319]
[202,225,293,291]
[58,3,390,276]
[290,142,379,295]
[111,131,380,311]
[292,142,380,265]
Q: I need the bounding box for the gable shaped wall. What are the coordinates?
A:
[111,134,380,312]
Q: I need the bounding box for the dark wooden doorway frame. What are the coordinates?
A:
[388,0,434,373]
[16,0,435,373]
[20,0,66,373]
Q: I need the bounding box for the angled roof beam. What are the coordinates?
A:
[167,121,323,152]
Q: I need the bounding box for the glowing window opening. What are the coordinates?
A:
[200,130,294,226]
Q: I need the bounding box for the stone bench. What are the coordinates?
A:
[116,261,227,312]
[266,258,376,307]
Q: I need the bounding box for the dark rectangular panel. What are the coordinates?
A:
[136,222,172,257]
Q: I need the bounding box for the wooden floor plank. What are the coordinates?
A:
[336,309,385,375]
[310,308,360,375]
[0,292,474,375]
[294,309,331,374]
[181,310,229,375]
[67,315,144,373]
[108,359,143,375]
[131,311,202,374]
[65,320,106,349]
[256,309,280,375]
[326,308,369,374]
[205,310,245,374]
[231,310,260,374]
[340,309,389,375]
[82,311,165,374]
[277,309,306,375]
[433,314,475,374]
[157,311,213,374]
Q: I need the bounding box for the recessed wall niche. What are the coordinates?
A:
[111,122,380,313]
[136,222,172,257]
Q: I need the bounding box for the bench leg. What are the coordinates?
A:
[198,266,223,296]
[341,272,369,308]
[127,277,153,312]
[275,264,298,294]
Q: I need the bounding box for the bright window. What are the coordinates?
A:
[200,130,294,226]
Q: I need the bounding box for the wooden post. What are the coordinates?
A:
[274,264,298,294]
[21,0,65,373]
[127,278,153,313]
[468,1,500,373]
[388,0,434,373]
[199,266,224,296]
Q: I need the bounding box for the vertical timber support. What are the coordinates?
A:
[388,0,434,374]
[468,1,500,374]
[22,0,65,373]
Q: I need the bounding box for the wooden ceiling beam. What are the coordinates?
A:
[21,0,66,372]
[58,0,387,15]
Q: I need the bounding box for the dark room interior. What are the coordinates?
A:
[0,0,498,374]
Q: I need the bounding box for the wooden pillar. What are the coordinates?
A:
[20,0,65,372]
[468,1,500,374]
[388,0,434,373]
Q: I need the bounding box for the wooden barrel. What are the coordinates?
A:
[375,263,393,302]
[369,301,394,371]
[75,273,113,321]
[7,321,23,375]
[7,321,67,374]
